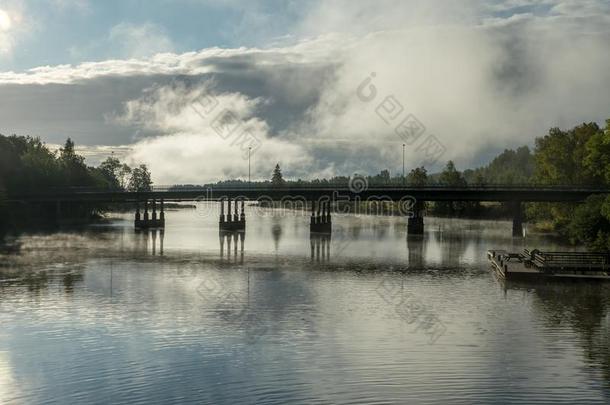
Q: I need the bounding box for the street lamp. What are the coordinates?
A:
[248,147,252,186]
[402,143,406,185]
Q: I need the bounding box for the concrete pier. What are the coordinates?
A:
[219,198,246,231]
[135,199,165,229]
[310,200,331,233]
[511,201,524,237]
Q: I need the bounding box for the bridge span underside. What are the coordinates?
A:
[9,186,609,238]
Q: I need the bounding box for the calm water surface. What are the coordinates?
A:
[1,205,609,404]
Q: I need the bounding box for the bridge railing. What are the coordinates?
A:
[9,183,610,197]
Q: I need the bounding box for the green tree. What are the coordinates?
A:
[0,133,156,225]
[434,161,468,215]
[407,167,428,186]
[99,156,122,189]
[59,138,90,186]
[530,122,603,223]
[128,164,153,192]
[439,161,467,186]
[568,195,610,251]
[583,121,610,184]
[534,123,599,185]
[371,169,391,185]
[528,120,610,251]
[19,137,62,191]
[99,155,133,190]
[465,146,534,185]
[473,172,486,185]
[118,164,133,189]
[271,163,285,187]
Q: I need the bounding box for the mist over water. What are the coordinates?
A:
[1,207,609,404]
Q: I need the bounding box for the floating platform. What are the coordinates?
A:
[487,249,610,281]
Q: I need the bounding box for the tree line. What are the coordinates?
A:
[0,135,152,228]
[260,121,610,251]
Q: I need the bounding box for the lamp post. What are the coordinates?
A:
[402,143,406,185]
[248,146,252,186]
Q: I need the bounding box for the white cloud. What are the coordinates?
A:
[291,0,610,169]
[115,79,313,183]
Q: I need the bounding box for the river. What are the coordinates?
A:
[1,205,609,404]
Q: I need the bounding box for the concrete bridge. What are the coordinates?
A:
[10,184,610,237]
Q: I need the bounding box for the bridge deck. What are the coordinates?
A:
[8,185,610,203]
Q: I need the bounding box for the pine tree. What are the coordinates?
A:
[271,163,285,187]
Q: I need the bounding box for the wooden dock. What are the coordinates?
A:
[487,249,610,281]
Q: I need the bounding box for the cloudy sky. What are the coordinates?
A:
[0,0,609,184]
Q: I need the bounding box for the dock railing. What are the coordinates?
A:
[523,249,610,273]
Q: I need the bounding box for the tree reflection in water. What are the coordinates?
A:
[506,279,610,389]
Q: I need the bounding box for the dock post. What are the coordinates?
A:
[512,200,524,238]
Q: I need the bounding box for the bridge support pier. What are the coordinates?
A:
[219,198,245,231]
[135,199,165,229]
[310,200,332,233]
[511,200,524,238]
[408,200,425,235]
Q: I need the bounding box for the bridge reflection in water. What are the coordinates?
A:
[134,228,164,256]
[125,211,546,271]
[219,231,245,264]
[310,233,331,263]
